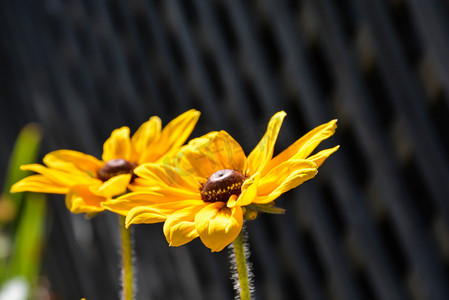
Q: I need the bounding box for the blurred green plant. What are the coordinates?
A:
[0,124,46,300]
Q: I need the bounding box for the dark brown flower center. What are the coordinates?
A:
[97,159,137,182]
[201,169,245,203]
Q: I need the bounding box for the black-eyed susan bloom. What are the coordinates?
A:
[11,109,200,215]
[102,112,339,252]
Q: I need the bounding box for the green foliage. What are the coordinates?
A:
[0,124,46,299]
[2,124,42,205]
[8,193,46,282]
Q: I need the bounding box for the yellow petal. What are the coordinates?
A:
[175,132,219,178]
[125,206,168,227]
[143,109,201,162]
[258,159,317,194]
[89,174,131,198]
[65,185,105,214]
[264,119,337,175]
[127,177,157,191]
[131,116,162,164]
[134,162,199,192]
[102,126,131,162]
[123,199,204,227]
[20,164,97,187]
[307,145,340,168]
[163,205,205,247]
[102,191,203,216]
[10,175,68,194]
[177,131,247,179]
[195,202,243,252]
[43,150,103,175]
[255,160,318,204]
[247,111,286,175]
[227,173,260,208]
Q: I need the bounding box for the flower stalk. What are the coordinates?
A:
[119,215,134,300]
[231,229,252,300]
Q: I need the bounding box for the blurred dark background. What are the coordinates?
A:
[2,0,449,299]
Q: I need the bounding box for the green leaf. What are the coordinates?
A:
[3,123,42,195]
[0,123,45,290]
[8,192,46,283]
[1,123,42,226]
[252,203,286,214]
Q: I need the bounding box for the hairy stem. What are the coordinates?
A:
[119,215,134,300]
[232,230,252,300]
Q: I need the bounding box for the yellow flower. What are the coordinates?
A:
[103,112,339,251]
[10,109,201,215]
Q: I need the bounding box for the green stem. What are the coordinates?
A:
[232,230,252,300]
[119,215,134,300]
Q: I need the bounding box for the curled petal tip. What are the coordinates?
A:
[276,110,287,116]
[329,119,338,128]
[125,216,132,228]
[185,109,201,118]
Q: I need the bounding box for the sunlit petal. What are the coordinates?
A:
[227,173,260,208]
[125,206,168,227]
[102,126,131,162]
[177,131,247,179]
[102,191,203,216]
[10,175,68,194]
[20,164,97,187]
[195,202,243,252]
[124,200,204,227]
[163,205,205,247]
[131,116,162,164]
[66,185,105,214]
[255,161,318,204]
[43,150,103,175]
[258,159,317,195]
[143,109,200,162]
[89,174,131,198]
[134,162,199,192]
[247,111,286,175]
[307,145,340,168]
[263,119,337,175]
